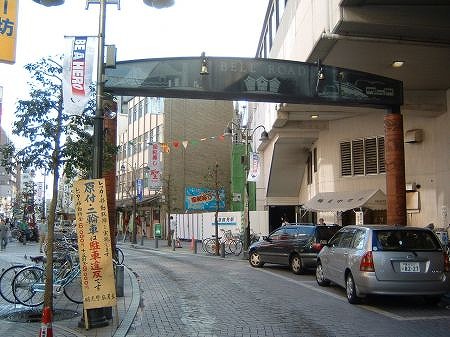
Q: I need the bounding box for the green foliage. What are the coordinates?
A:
[0,55,117,180]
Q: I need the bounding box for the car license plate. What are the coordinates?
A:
[400,262,420,272]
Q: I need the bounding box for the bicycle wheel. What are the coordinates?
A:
[12,266,45,307]
[115,247,124,265]
[205,238,219,255]
[0,264,26,303]
[63,271,83,304]
[232,239,243,256]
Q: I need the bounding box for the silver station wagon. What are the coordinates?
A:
[316,225,450,304]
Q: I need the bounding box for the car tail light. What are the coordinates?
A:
[360,251,375,272]
[312,243,323,252]
[444,252,450,272]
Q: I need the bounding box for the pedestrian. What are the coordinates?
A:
[168,216,176,246]
[19,219,28,245]
[39,220,48,253]
[0,219,8,251]
[318,218,326,225]
[281,217,289,226]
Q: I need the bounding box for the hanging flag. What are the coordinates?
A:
[173,140,180,148]
[247,152,261,182]
[63,36,96,115]
[182,140,188,149]
[161,143,170,153]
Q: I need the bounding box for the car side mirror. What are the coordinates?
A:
[263,236,270,241]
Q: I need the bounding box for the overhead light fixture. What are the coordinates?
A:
[391,61,404,68]
[259,130,269,142]
[200,51,209,75]
[311,115,318,119]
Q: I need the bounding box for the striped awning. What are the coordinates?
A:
[301,189,386,212]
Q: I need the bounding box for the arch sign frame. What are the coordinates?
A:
[105,56,406,226]
[104,56,402,107]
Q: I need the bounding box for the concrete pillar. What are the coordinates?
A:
[384,110,407,226]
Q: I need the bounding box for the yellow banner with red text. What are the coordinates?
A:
[73,178,116,309]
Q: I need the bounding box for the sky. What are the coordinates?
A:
[0,0,268,141]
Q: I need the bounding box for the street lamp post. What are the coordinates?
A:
[224,122,269,254]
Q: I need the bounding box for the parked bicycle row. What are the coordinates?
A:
[201,229,261,256]
[0,235,124,308]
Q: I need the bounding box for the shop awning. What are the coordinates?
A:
[302,189,386,212]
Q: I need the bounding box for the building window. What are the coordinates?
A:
[138,100,143,119]
[340,137,385,176]
[133,106,137,122]
[138,135,143,153]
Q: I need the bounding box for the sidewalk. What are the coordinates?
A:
[0,237,245,337]
[0,240,139,337]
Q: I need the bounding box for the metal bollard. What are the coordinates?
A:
[220,242,225,258]
[155,237,158,249]
[193,239,197,254]
[115,264,124,297]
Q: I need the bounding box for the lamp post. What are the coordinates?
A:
[224,121,269,254]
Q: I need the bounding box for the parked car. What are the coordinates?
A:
[316,225,450,304]
[248,224,341,274]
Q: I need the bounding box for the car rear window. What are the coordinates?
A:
[373,229,442,251]
[316,226,341,241]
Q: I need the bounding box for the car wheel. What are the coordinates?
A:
[424,295,441,305]
[315,262,330,286]
[249,251,264,268]
[290,254,304,274]
[345,273,360,304]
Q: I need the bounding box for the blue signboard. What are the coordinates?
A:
[136,179,143,202]
[185,187,226,211]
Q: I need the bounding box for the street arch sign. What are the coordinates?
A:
[104,56,402,108]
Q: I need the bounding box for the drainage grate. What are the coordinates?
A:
[0,305,79,323]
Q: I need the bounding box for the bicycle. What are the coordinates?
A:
[12,251,82,307]
[204,230,243,256]
[0,263,26,304]
[115,246,124,265]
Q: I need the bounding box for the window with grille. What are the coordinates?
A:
[340,137,385,176]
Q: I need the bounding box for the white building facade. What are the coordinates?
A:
[251,0,450,230]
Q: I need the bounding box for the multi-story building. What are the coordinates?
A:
[250,0,450,231]
[116,96,232,238]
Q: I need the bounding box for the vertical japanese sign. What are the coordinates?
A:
[148,143,162,189]
[0,0,18,64]
[63,36,96,115]
[73,179,116,310]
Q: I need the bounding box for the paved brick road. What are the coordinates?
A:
[125,246,450,337]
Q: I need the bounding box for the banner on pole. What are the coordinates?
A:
[73,178,117,309]
[148,143,162,189]
[247,152,261,182]
[63,36,96,115]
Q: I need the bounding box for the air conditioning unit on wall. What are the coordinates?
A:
[406,182,417,191]
[405,129,423,143]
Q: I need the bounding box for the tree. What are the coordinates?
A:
[0,56,116,311]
